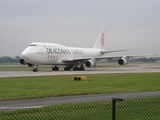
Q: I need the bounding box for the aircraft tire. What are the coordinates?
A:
[81,68,85,71]
[73,68,78,71]
[52,67,59,71]
[64,67,70,71]
[33,68,38,72]
[55,67,59,71]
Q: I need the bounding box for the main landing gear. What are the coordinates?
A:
[32,64,85,72]
[73,64,85,71]
[64,66,71,71]
[52,65,84,71]
[72,64,85,71]
[52,66,59,71]
[63,64,84,71]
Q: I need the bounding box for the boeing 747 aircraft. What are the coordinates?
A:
[20,27,151,72]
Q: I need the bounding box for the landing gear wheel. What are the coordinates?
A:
[73,64,84,71]
[80,67,84,71]
[73,67,78,71]
[56,67,59,71]
[33,68,38,72]
[52,66,59,71]
[80,64,84,71]
[64,67,70,71]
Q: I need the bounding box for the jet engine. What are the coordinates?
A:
[85,60,96,68]
[20,59,26,65]
[20,59,33,67]
[118,56,128,65]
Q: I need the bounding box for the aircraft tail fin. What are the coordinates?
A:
[93,27,106,49]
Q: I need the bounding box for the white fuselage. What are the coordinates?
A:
[20,27,151,72]
[21,42,104,65]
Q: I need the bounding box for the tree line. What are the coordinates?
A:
[0,56,21,63]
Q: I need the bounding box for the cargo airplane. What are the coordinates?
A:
[20,27,152,72]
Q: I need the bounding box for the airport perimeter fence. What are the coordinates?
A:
[0,97,160,120]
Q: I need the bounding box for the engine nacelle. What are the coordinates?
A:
[20,59,26,65]
[85,60,96,68]
[20,59,33,67]
[118,57,128,65]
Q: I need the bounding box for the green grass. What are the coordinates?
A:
[0,101,112,120]
[1,97,160,120]
[0,73,160,101]
[116,98,160,119]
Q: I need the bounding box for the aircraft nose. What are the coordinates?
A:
[21,50,29,59]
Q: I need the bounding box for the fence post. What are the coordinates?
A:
[112,98,123,120]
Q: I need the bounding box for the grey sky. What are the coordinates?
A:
[0,0,160,57]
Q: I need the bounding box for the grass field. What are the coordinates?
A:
[0,73,160,101]
[0,64,160,119]
[1,97,160,120]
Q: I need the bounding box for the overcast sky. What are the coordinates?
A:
[0,0,160,57]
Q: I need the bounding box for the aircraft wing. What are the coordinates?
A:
[100,49,127,54]
[62,54,155,63]
[94,54,155,60]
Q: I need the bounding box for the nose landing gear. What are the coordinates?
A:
[33,65,38,72]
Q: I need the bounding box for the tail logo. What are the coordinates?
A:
[101,33,104,47]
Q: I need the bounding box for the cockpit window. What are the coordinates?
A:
[29,44,37,47]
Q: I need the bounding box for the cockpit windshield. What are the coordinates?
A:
[29,44,37,47]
